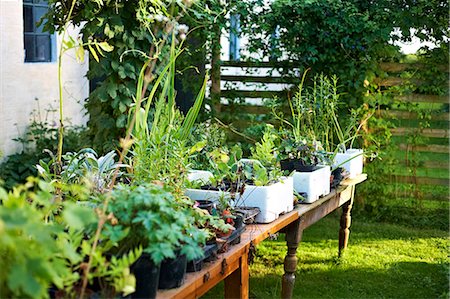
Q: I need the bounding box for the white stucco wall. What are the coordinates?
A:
[0,0,88,158]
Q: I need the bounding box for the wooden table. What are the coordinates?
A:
[157,174,367,299]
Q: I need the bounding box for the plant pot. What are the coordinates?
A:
[234,207,260,224]
[158,254,187,290]
[196,200,214,214]
[280,159,294,172]
[292,159,319,172]
[130,254,160,299]
[292,165,331,203]
[333,149,363,179]
[234,177,294,223]
[186,244,218,273]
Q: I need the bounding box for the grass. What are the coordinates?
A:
[201,212,449,299]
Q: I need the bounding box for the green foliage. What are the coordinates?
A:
[37,148,128,193]
[0,179,138,298]
[250,125,278,168]
[106,183,229,263]
[237,0,448,107]
[0,108,88,190]
[42,0,225,153]
[188,122,228,170]
[130,39,208,197]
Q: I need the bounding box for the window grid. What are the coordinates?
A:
[23,0,52,63]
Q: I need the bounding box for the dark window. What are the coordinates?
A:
[23,0,53,62]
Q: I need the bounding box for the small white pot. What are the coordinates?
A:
[333,149,363,179]
[234,177,294,224]
[292,165,331,203]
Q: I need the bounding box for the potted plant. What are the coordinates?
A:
[232,126,293,223]
[277,131,332,203]
[128,40,231,290]
[269,72,332,203]
[104,183,229,293]
[0,180,139,299]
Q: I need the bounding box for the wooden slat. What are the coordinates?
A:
[397,94,449,104]
[227,105,271,115]
[221,60,299,68]
[222,75,298,84]
[374,77,423,87]
[422,161,450,169]
[391,175,449,186]
[380,110,450,121]
[398,144,449,153]
[221,90,289,99]
[391,127,449,138]
[390,192,449,201]
[380,62,449,73]
[394,160,450,170]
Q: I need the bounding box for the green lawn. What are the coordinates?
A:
[202,212,449,299]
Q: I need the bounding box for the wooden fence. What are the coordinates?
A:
[210,60,449,200]
[375,62,449,199]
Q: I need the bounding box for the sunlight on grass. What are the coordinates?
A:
[202,212,449,299]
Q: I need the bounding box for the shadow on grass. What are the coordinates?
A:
[246,261,448,299]
[301,212,448,244]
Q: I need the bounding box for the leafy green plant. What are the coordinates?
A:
[42,0,224,153]
[0,179,139,299]
[130,34,208,197]
[0,106,88,190]
[37,148,128,193]
[105,183,229,264]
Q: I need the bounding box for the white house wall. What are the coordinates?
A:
[0,0,88,159]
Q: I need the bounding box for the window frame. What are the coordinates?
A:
[23,0,55,63]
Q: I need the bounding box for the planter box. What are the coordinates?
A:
[333,149,363,179]
[186,170,226,203]
[234,177,294,224]
[292,165,331,203]
[187,170,213,185]
[186,170,294,224]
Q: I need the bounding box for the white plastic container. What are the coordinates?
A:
[187,170,214,185]
[292,165,331,203]
[184,188,229,203]
[234,177,294,223]
[186,170,226,203]
[333,149,363,179]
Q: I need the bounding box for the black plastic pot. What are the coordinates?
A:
[158,254,187,290]
[196,200,214,214]
[280,159,294,172]
[233,213,244,230]
[186,243,218,272]
[130,254,160,299]
[292,159,318,172]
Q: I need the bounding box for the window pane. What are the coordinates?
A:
[36,35,51,62]
[23,6,34,32]
[35,7,47,33]
[24,35,35,62]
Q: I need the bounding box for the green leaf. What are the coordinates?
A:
[88,44,99,63]
[62,203,96,230]
[98,41,114,52]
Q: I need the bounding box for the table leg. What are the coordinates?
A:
[339,185,355,257]
[281,218,303,299]
[224,251,249,299]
